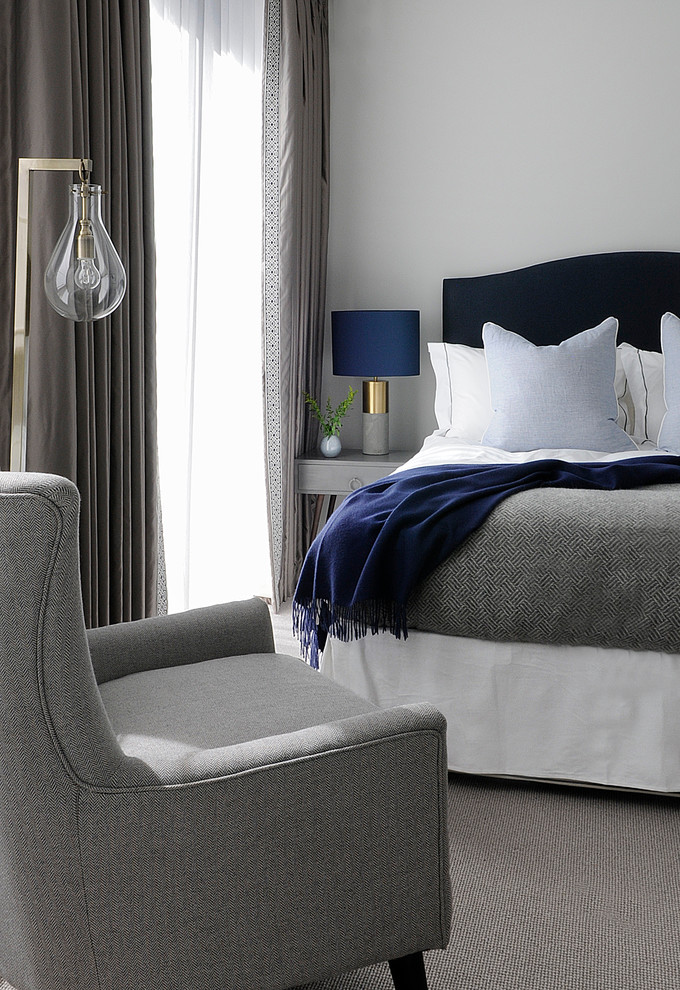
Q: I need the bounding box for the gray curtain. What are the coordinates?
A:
[263,0,330,608]
[0,0,158,627]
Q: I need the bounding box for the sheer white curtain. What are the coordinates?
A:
[150,0,270,611]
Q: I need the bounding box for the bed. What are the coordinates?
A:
[306,251,680,794]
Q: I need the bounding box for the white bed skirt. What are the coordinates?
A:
[322,631,680,793]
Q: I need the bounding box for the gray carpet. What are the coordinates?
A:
[295,773,680,990]
[271,599,304,659]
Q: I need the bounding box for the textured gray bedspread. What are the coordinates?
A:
[406,484,680,654]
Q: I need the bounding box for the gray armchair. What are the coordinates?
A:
[0,473,451,990]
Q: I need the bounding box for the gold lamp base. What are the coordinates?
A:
[362,379,388,414]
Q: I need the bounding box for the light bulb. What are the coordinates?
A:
[44,181,126,322]
[74,258,102,291]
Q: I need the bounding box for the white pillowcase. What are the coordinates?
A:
[658,311,680,453]
[428,340,634,443]
[617,341,666,443]
[428,342,491,440]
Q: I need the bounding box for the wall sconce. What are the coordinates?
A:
[331,309,420,454]
[10,158,127,471]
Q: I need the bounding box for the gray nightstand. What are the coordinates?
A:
[296,448,415,540]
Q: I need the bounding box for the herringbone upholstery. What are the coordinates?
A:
[0,473,451,990]
[407,483,680,653]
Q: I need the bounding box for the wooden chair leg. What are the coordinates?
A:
[389,951,428,989]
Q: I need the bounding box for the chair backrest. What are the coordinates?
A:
[0,473,142,989]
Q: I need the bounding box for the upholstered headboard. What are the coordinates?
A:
[442,251,680,351]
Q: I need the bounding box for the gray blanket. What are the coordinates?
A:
[406,483,680,655]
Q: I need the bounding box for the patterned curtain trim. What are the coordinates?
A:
[263,0,285,608]
[263,0,329,609]
[157,479,168,615]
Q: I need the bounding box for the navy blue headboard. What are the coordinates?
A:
[442,251,680,351]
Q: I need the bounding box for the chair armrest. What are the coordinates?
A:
[87,597,275,684]
[110,700,447,787]
[191,701,448,784]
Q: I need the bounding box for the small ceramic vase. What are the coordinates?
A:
[320,434,342,458]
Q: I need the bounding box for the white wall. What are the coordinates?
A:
[323,0,680,451]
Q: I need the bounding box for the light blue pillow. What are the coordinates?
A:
[658,312,680,454]
[481,317,637,453]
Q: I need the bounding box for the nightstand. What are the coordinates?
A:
[295,448,415,540]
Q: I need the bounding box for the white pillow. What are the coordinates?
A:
[427,342,491,440]
[617,341,665,443]
[428,340,633,442]
[658,312,680,453]
[481,318,636,453]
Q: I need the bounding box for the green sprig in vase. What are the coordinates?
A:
[303,387,357,458]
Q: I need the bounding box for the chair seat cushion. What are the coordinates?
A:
[99,651,377,775]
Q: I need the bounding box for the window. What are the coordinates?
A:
[150,0,270,610]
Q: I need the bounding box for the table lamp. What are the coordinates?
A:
[332,309,420,455]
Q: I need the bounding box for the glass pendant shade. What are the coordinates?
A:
[44,183,126,321]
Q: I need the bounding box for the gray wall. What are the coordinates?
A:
[322,0,680,453]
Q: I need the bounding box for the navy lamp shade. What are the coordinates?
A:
[331,310,420,455]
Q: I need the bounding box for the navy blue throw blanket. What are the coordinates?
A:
[293,455,680,667]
